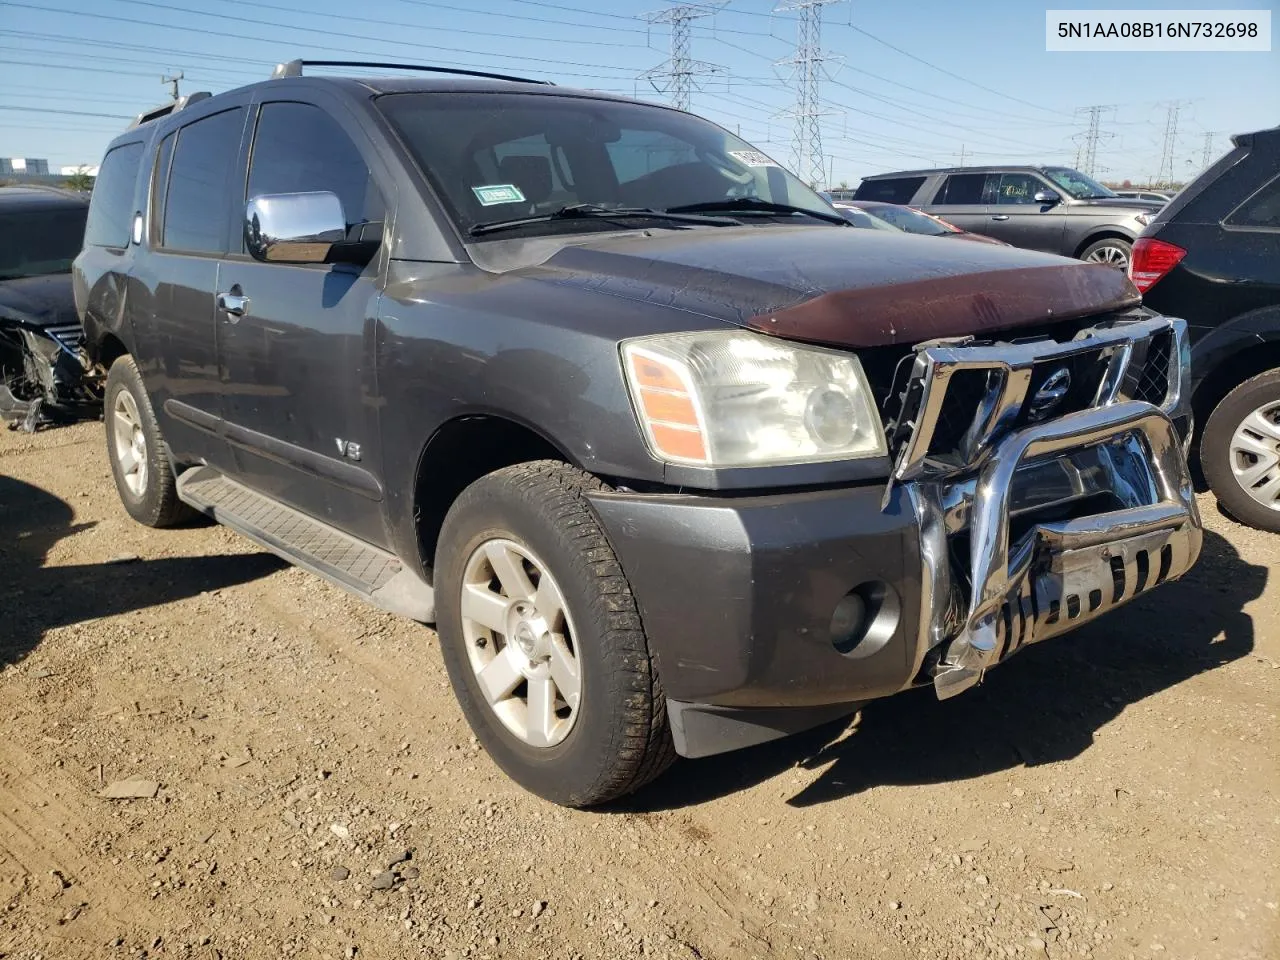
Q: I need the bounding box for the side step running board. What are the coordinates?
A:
[176,466,435,623]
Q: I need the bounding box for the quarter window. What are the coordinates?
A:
[84,142,142,248]
[1227,174,1280,230]
[161,108,245,253]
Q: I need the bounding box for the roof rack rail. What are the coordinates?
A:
[270,59,552,85]
[129,91,212,130]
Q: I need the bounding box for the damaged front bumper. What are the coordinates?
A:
[589,315,1202,758]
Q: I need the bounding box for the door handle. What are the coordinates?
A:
[217,290,250,320]
[990,214,1010,221]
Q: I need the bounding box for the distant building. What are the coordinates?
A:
[0,157,50,175]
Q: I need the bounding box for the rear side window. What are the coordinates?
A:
[853,176,924,204]
[84,142,142,248]
[933,173,991,205]
[246,101,383,237]
[161,107,245,254]
[1226,174,1280,230]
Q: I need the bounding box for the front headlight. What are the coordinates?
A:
[621,330,887,467]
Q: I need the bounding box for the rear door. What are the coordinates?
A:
[923,172,993,234]
[137,98,250,469]
[213,93,389,545]
[983,172,1068,253]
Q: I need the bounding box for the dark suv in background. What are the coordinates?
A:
[1132,126,1280,531]
[855,165,1163,269]
[74,60,1201,806]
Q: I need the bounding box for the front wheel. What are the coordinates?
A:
[1201,369,1280,533]
[434,461,675,807]
[1079,237,1132,270]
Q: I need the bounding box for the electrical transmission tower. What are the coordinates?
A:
[639,4,725,112]
[1201,131,1216,168]
[1072,104,1115,177]
[1155,101,1190,186]
[775,0,845,188]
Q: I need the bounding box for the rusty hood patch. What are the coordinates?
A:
[747,260,1141,349]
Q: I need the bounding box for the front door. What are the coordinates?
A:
[983,172,1068,253]
[215,96,389,546]
[925,171,994,235]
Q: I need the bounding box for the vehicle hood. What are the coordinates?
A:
[0,274,80,329]
[523,225,1140,348]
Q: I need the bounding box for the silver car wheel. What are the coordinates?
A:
[1084,244,1129,269]
[1229,400,1280,511]
[112,390,149,497]
[460,538,581,748]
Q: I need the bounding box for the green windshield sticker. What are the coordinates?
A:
[472,184,526,206]
[728,150,777,168]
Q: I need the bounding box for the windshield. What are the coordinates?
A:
[856,202,953,236]
[1043,167,1117,200]
[0,206,87,280]
[377,92,838,239]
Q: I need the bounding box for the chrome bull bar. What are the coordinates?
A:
[929,401,1201,698]
[891,315,1202,700]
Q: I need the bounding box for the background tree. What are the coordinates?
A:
[62,166,94,192]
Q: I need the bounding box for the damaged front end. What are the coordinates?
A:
[884,314,1202,699]
[0,314,104,432]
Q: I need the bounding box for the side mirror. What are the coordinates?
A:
[1033,189,1061,205]
[244,191,347,264]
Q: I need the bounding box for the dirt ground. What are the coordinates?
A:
[0,421,1276,960]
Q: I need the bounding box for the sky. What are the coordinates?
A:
[0,0,1276,185]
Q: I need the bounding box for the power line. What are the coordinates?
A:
[1201,131,1216,168]
[775,0,844,188]
[639,3,725,112]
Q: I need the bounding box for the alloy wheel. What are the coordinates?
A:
[112,390,148,497]
[459,538,581,748]
[1084,244,1129,269]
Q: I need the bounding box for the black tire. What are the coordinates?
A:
[1201,369,1280,533]
[1079,237,1132,269]
[104,355,194,528]
[434,460,676,807]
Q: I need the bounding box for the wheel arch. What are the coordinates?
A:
[412,414,576,573]
[1072,229,1136,260]
[1191,313,1280,433]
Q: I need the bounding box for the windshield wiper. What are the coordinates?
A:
[469,203,736,237]
[664,197,848,225]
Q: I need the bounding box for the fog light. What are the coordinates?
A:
[830,591,868,654]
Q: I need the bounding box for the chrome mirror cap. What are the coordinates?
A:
[244,191,347,264]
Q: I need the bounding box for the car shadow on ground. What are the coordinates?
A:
[623,528,1263,812]
[0,475,284,669]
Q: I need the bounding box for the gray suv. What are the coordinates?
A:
[855,166,1163,269]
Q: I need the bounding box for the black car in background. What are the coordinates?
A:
[1134,126,1280,531]
[0,185,99,430]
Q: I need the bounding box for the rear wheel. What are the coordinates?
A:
[434,460,675,807]
[104,355,194,528]
[1201,369,1280,533]
[1080,237,1132,269]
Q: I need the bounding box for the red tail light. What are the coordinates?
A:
[1128,237,1186,293]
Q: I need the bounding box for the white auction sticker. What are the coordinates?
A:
[1046,9,1271,51]
[729,150,778,168]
